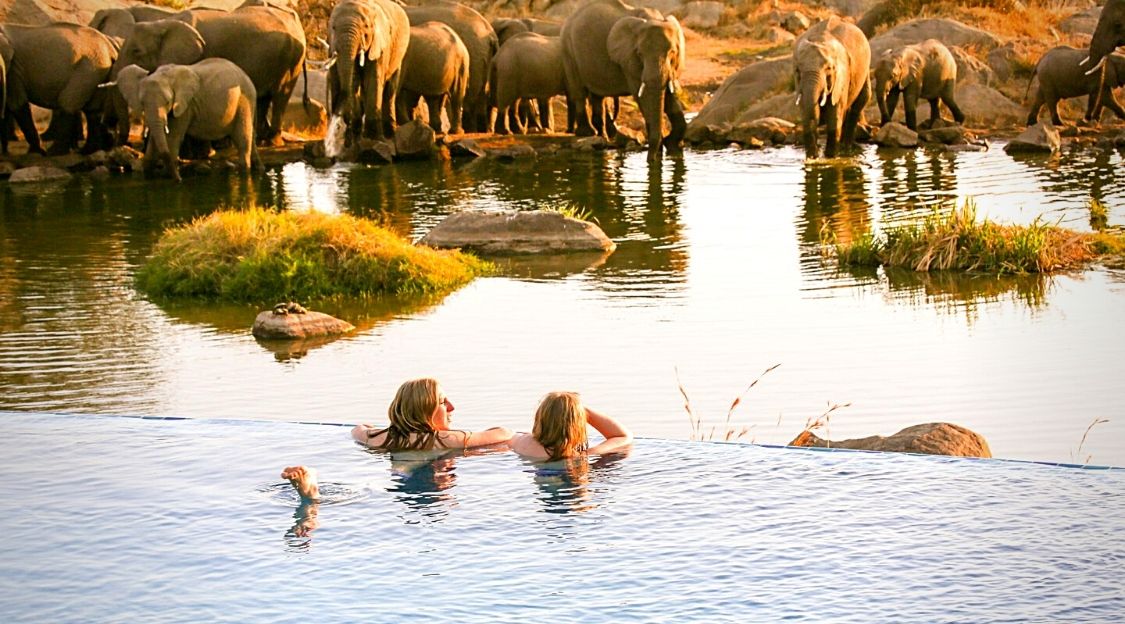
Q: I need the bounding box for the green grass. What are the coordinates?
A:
[544,202,595,223]
[136,207,491,302]
[1090,198,1109,232]
[825,200,1121,274]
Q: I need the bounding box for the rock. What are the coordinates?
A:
[49,153,90,172]
[489,143,538,160]
[252,308,355,340]
[574,136,610,151]
[1115,131,1125,148]
[612,126,644,149]
[1059,6,1101,36]
[686,56,793,142]
[87,150,109,167]
[632,0,683,14]
[0,162,15,178]
[356,138,395,164]
[680,1,725,29]
[870,18,1001,56]
[945,142,988,153]
[282,97,328,136]
[873,122,919,147]
[765,26,795,45]
[789,422,992,458]
[311,157,335,168]
[8,165,71,184]
[393,120,437,159]
[734,92,801,125]
[820,0,880,18]
[288,69,327,108]
[728,116,796,145]
[1004,122,1061,153]
[918,120,972,145]
[90,166,110,178]
[303,141,328,159]
[987,43,1018,83]
[781,10,810,34]
[107,145,143,171]
[419,210,616,255]
[948,45,994,86]
[446,137,486,159]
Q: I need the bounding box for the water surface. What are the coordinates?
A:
[1,143,1123,464]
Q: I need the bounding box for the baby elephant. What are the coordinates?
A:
[872,39,965,130]
[490,32,569,134]
[116,59,259,182]
[1026,46,1125,126]
[398,21,470,135]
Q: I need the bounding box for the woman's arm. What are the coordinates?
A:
[453,426,515,449]
[585,407,633,455]
[351,423,379,446]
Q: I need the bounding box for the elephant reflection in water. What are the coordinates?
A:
[875,149,958,214]
[1009,147,1118,206]
[800,161,871,250]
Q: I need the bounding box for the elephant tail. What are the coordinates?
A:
[302,57,312,115]
[1024,60,1039,103]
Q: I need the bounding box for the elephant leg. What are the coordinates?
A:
[449,91,463,135]
[45,111,79,156]
[885,89,900,124]
[923,98,941,129]
[507,102,522,134]
[0,116,7,155]
[382,70,401,137]
[496,101,510,134]
[255,97,273,143]
[360,68,379,139]
[823,103,840,158]
[1026,92,1044,126]
[165,119,193,182]
[840,80,869,151]
[903,93,918,131]
[1048,99,1064,126]
[424,95,444,133]
[539,97,553,132]
[942,83,965,125]
[664,86,686,156]
[563,51,594,137]
[1104,91,1125,120]
[12,104,45,155]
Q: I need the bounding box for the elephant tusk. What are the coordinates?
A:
[317,37,330,50]
[97,81,117,88]
[668,81,676,94]
[1080,54,1091,66]
[359,53,365,68]
[164,125,170,136]
[637,83,645,98]
[795,92,801,107]
[324,56,337,70]
[819,91,828,107]
[1084,56,1107,76]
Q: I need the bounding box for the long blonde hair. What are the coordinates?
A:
[533,391,588,461]
[375,378,444,451]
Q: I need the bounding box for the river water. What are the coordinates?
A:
[1,142,1123,465]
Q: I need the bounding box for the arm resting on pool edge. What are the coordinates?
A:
[350,423,514,448]
[585,408,633,455]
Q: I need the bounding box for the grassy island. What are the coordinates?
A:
[136,208,491,301]
[827,201,1125,275]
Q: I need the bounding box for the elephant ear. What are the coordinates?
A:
[156,20,206,66]
[169,66,200,118]
[116,64,150,115]
[667,15,685,75]
[365,6,392,65]
[608,17,647,76]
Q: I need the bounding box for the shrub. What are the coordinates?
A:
[136,208,491,301]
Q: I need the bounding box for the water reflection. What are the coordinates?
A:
[529,452,627,517]
[874,148,959,217]
[383,449,462,524]
[800,160,871,250]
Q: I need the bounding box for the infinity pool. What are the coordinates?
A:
[1,412,1120,622]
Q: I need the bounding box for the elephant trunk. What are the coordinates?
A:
[1087,5,1122,70]
[638,58,674,162]
[145,104,179,182]
[332,29,362,124]
[875,80,891,125]
[799,72,823,158]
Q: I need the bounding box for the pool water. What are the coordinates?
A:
[1,412,1121,622]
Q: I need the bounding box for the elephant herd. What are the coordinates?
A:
[795,0,1125,159]
[1,0,1124,173]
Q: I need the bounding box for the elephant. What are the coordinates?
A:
[1,22,119,155]
[560,0,687,163]
[491,17,562,46]
[114,2,307,142]
[0,30,11,155]
[113,59,259,182]
[326,0,410,141]
[490,32,569,134]
[1026,46,1125,126]
[89,5,179,39]
[397,21,469,134]
[793,16,871,159]
[872,39,964,131]
[404,0,498,133]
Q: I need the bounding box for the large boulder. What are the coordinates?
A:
[868,83,1023,128]
[789,422,992,458]
[0,0,131,25]
[283,97,328,136]
[680,1,725,29]
[1059,6,1101,36]
[873,122,919,147]
[420,210,617,254]
[1004,122,1061,154]
[251,305,355,340]
[727,117,797,145]
[394,120,437,159]
[633,0,684,15]
[8,165,71,184]
[948,45,994,86]
[870,18,1001,56]
[685,56,793,143]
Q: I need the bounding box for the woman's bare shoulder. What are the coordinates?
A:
[510,432,550,458]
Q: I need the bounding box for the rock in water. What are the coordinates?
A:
[419,210,617,254]
[8,165,71,184]
[1004,123,1061,154]
[251,308,355,340]
[874,122,919,148]
[789,422,992,458]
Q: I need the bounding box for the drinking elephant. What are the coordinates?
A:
[1027,46,1125,126]
[1,23,119,155]
[872,39,964,131]
[113,59,259,182]
[326,0,410,140]
[561,0,687,163]
[404,0,498,133]
[114,2,307,142]
[491,17,561,45]
[398,21,469,134]
[793,16,871,159]
[89,5,179,39]
[490,33,569,134]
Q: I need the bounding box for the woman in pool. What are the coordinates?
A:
[509,391,633,460]
[282,377,514,501]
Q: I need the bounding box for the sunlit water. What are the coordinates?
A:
[1,143,1124,464]
[323,115,347,159]
[0,412,1120,621]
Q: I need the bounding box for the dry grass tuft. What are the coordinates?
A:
[677,363,781,442]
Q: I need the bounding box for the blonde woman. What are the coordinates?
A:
[283,378,513,502]
[510,391,633,460]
